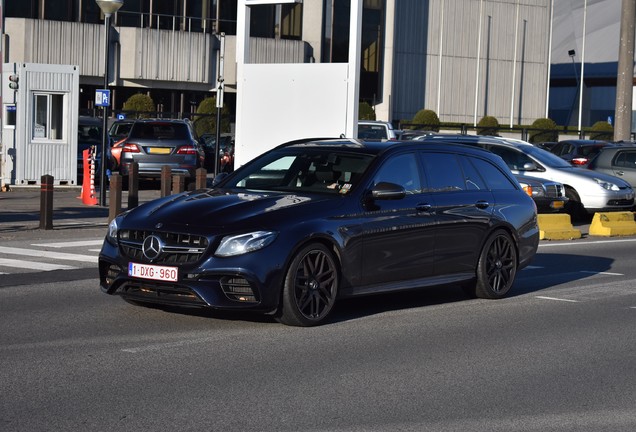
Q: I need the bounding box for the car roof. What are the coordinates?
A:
[279,137,496,158]
[417,133,534,148]
[557,139,609,145]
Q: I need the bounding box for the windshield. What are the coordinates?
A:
[520,145,573,168]
[223,148,375,195]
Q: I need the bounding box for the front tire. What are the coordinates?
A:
[474,230,518,299]
[277,243,339,327]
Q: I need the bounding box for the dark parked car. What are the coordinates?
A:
[201,133,234,173]
[99,139,539,326]
[516,175,567,213]
[118,119,205,182]
[77,116,112,184]
[549,139,611,167]
[588,144,636,188]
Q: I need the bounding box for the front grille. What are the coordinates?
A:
[545,184,564,199]
[607,198,634,206]
[119,230,209,264]
[120,282,207,306]
[220,276,258,302]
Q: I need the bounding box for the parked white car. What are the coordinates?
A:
[416,134,635,218]
[357,120,400,141]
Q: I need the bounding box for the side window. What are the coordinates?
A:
[459,156,487,190]
[551,143,564,155]
[614,151,636,168]
[488,146,533,171]
[373,153,422,193]
[470,158,518,190]
[421,153,465,192]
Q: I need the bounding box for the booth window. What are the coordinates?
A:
[33,93,64,140]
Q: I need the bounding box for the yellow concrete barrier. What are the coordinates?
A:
[589,212,636,237]
[537,213,582,240]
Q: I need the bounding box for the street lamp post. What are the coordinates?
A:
[96,0,123,207]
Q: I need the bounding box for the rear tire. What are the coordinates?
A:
[277,243,339,327]
[474,230,517,299]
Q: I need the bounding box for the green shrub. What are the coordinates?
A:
[121,93,155,118]
[193,97,231,137]
[476,116,500,136]
[411,109,440,132]
[358,102,376,120]
[528,118,558,144]
[589,121,613,141]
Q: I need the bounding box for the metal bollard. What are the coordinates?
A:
[128,162,139,209]
[160,166,172,197]
[39,175,54,230]
[172,174,185,194]
[195,167,207,189]
[109,173,122,223]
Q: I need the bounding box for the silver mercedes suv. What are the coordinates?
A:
[118,119,205,181]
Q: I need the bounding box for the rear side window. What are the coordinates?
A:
[470,157,518,190]
[614,151,636,168]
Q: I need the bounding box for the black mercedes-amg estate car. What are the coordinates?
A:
[99,139,539,326]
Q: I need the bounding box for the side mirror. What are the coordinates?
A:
[370,182,406,200]
[522,162,538,171]
[211,172,229,187]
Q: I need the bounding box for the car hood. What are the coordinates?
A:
[122,188,337,231]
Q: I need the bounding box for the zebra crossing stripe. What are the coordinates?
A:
[0,246,98,263]
[31,240,104,248]
[0,257,77,271]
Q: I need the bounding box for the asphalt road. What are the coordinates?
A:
[1,236,635,431]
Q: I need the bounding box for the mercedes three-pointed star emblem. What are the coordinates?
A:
[142,235,164,261]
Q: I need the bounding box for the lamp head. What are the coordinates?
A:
[96,0,124,15]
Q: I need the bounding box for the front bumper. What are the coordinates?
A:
[581,190,635,213]
[98,239,285,313]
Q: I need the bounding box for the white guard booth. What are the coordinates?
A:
[234,0,363,167]
[1,63,80,188]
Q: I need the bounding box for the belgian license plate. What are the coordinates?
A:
[147,147,172,155]
[128,262,178,282]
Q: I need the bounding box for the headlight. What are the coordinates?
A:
[106,214,125,245]
[519,182,532,197]
[519,182,544,197]
[594,178,620,191]
[215,231,277,257]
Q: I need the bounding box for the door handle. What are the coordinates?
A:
[475,200,490,209]
[416,203,432,212]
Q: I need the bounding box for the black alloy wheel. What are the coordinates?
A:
[474,230,518,299]
[278,243,339,327]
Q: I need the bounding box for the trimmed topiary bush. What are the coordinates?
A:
[589,121,613,141]
[476,116,500,136]
[122,93,155,118]
[529,118,558,144]
[193,97,231,137]
[358,102,376,120]
[411,109,440,132]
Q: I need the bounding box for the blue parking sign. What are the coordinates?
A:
[95,89,110,107]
